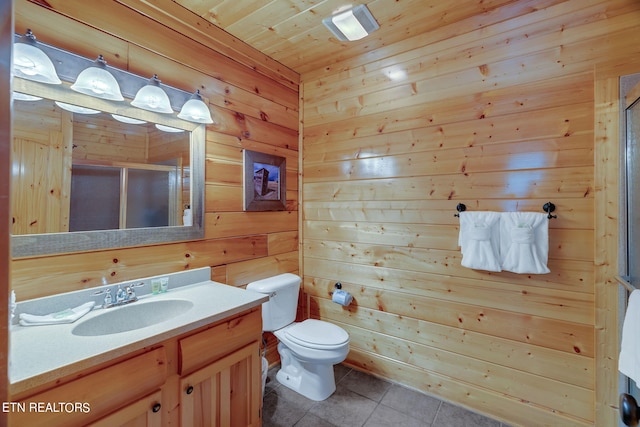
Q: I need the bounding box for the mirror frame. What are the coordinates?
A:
[12,124,205,257]
[10,39,206,258]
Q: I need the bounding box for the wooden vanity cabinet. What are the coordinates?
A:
[10,307,263,427]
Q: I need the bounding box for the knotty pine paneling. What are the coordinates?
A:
[71,115,149,163]
[11,0,299,301]
[11,99,70,235]
[300,1,640,425]
[346,348,589,427]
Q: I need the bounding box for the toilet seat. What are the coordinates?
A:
[284,319,349,350]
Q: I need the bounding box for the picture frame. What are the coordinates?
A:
[243,149,286,211]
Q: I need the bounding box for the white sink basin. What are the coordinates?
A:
[72,299,194,336]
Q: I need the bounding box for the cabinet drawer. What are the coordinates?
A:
[10,347,167,427]
[179,308,262,375]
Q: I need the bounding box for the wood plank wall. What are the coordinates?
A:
[301,1,640,425]
[12,100,69,235]
[10,0,300,318]
[8,1,640,425]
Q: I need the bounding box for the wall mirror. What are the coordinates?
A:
[11,39,205,257]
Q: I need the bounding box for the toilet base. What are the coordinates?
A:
[276,343,337,401]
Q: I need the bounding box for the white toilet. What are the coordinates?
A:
[247,273,350,401]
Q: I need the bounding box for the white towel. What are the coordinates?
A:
[499,212,550,274]
[620,290,640,385]
[9,290,16,325]
[458,211,502,272]
[19,301,95,326]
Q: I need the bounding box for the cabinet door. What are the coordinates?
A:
[180,341,261,427]
[86,390,162,427]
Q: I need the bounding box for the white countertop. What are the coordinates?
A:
[10,280,267,393]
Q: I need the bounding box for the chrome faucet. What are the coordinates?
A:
[94,282,144,309]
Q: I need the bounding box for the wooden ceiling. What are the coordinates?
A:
[172,0,518,76]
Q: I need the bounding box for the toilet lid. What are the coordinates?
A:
[285,319,349,348]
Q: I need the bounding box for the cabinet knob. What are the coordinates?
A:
[621,393,639,426]
[152,403,161,413]
[186,385,194,395]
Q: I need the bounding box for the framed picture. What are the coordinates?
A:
[243,149,286,211]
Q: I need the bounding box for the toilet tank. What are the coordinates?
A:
[246,273,300,332]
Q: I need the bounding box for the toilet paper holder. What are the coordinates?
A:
[331,282,353,306]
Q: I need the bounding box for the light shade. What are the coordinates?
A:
[178,89,213,124]
[71,55,124,101]
[13,92,42,101]
[13,29,61,84]
[322,5,379,41]
[112,114,146,125]
[155,124,184,133]
[131,74,173,113]
[55,101,100,115]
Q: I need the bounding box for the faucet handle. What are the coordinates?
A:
[125,285,136,300]
[126,282,144,300]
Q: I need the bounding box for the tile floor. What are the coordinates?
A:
[262,364,514,427]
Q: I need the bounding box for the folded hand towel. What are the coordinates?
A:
[19,301,95,326]
[499,212,550,274]
[620,290,640,385]
[458,211,502,272]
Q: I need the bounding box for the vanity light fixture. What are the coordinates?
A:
[322,4,379,41]
[13,29,61,84]
[71,55,124,101]
[54,101,101,115]
[131,74,174,113]
[177,89,213,124]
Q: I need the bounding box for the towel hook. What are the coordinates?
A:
[542,202,557,219]
[454,203,466,217]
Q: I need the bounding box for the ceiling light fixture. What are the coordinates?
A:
[13,29,61,84]
[71,55,124,101]
[322,4,379,41]
[131,74,173,113]
[178,89,213,124]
